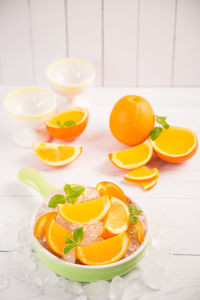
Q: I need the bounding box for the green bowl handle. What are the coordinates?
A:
[18,167,57,199]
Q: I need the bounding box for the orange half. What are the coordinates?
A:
[45,219,73,256]
[124,167,159,182]
[109,141,153,170]
[57,196,111,224]
[34,212,57,238]
[150,126,198,163]
[76,232,130,265]
[46,107,89,141]
[33,143,82,166]
[96,181,127,204]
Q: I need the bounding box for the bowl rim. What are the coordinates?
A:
[32,194,151,270]
[46,58,95,89]
[3,87,57,121]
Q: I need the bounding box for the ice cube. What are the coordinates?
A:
[62,248,76,264]
[83,280,110,300]
[76,187,100,204]
[109,276,125,300]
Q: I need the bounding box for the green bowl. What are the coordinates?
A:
[32,199,151,282]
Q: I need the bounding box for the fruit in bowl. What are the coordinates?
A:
[18,168,150,282]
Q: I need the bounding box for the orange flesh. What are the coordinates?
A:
[45,219,73,256]
[124,167,158,182]
[76,232,130,265]
[48,110,85,126]
[35,144,75,162]
[114,143,151,165]
[96,181,128,204]
[140,176,159,191]
[153,127,196,155]
[136,220,145,243]
[34,212,57,238]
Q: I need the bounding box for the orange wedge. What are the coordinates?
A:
[76,232,130,265]
[45,219,73,256]
[102,197,129,238]
[150,126,198,163]
[136,220,145,243]
[34,212,57,238]
[33,143,82,167]
[124,167,159,182]
[109,141,153,170]
[96,181,127,204]
[140,175,159,191]
[57,196,111,224]
[46,108,89,141]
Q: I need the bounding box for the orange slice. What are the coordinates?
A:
[33,143,82,166]
[140,175,159,191]
[109,141,153,170]
[150,126,198,163]
[46,107,89,141]
[45,219,73,256]
[76,232,130,265]
[102,197,129,238]
[124,167,159,182]
[136,220,145,243]
[34,212,57,238]
[57,196,111,224]
[96,181,127,204]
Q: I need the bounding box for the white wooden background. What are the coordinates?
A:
[0,0,200,87]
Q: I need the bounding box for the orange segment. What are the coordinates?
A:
[102,197,129,237]
[33,143,82,166]
[34,212,57,238]
[76,232,130,265]
[124,167,159,182]
[136,220,145,243]
[150,126,198,163]
[46,108,89,141]
[45,219,73,256]
[57,196,111,224]
[96,181,127,204]
[109,141,153,170]
[140,175,159,191]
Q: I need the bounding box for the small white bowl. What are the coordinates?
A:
[46,58,95,101]
[3,87,57,147]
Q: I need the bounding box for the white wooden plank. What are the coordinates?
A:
[0,0,34,85]
[30,0,66,85]
[173,0,200,86]
[104,0,138,86]
[67,0,102,86]
[138,0,175,86]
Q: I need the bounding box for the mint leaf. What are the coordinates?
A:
[63,244,77,254]
[64,120,76,127]
[70,186,85,198]
[129,204,142,215]
[162,121,169,129]
[64,184,72,196]
[48,194,66,208]
[66,236,76,244]
[129,215,138,224]
[56,120,63,127]
[150,127,162,140]
[156,116,167,124]
[67,196,76,204]
[73,227,84,243]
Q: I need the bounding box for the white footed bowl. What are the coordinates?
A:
[3,87,57,147]
[46,58,95,99]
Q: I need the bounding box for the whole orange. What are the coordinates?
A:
[109,95,155,146]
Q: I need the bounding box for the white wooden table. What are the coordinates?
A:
[0,87,200,300]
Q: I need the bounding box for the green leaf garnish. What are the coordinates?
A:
[129,204,142,225]
[150,115,170,140]
[56,120,64,127]
[150,127,163,140]
[64,184,85,204]
[48,194,66,208]
[63,227,84,254]
[73,227,84,243]
[64,120,76,127]
[129,215,138,224]
[64,184,72,196]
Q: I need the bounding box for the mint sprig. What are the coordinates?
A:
[63,227,84,254]
[56,120,76,127]
[150,115,170,140]
[129,204,143,225]
[48,184,85,208]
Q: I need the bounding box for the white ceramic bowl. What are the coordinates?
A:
[3,87,57,147]
[46,58,95,99]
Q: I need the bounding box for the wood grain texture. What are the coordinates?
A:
[173,0,200,86]
[138,0,176,86]
[0,0,34,85]
[29,0,66,85]
[104,0,138,86]
[67,0,102,86]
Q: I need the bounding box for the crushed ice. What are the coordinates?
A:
[0,218,172,299]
